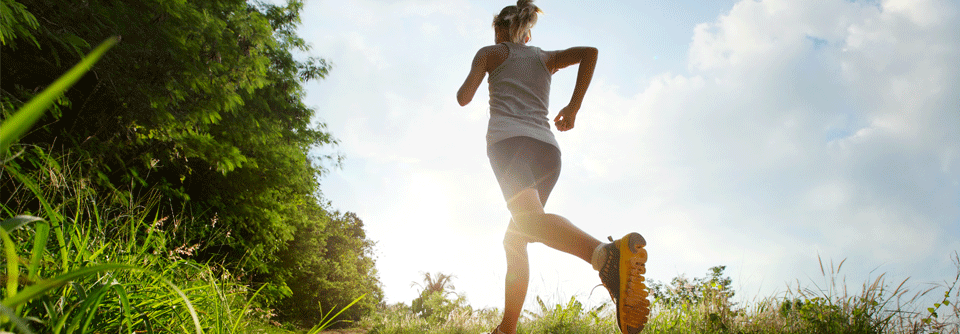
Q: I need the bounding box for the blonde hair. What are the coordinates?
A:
[492,0,543,44]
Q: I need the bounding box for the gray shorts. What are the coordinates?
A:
[487,136,561,214]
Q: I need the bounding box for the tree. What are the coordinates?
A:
[649,265,735,306]
[412,272,458,298]
[277,211,383,328]
[410,272,465,322]
[1,0,381,318]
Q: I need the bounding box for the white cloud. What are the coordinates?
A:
[345,32,390,70]
[556,0,959,303]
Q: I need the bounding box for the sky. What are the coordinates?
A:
[284,0,959,311]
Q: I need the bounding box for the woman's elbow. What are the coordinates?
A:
[585,47,598,58]
[457,91,471,106]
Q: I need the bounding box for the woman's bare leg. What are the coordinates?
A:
[499,224,529,334]
[497,188,602,334]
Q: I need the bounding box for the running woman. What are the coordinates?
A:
[456,1,650,333]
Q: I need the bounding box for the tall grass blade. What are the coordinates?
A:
[307,293,366,334]
[140,311,156,334]
[112,284,135,334]
[0,303,35,334]
[6,167,68,271]
[27,221,49,282]
[156,276,205,334]
[231,283,268,334]
[1,228,21,304]
[0,264,137,308]
[52,290,80,333]
[0,215,42,233]
[0,37,118,152]
[67,284,110,333]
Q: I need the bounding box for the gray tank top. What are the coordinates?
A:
[486,42,558,149]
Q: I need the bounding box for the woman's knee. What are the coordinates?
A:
[507,188,545,215]
[503,228,530,256]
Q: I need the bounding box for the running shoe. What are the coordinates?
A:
[598,232,649,333]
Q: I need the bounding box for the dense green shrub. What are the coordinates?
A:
[1,0,382,326]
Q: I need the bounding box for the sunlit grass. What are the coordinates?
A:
[1,150,245,333]
[360,257,959,334]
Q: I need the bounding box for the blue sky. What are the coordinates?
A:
[284,0,959,311]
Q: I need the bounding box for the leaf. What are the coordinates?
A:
[1,228,21,309]
[0,37,118,152]
[231,283,268,334]
[1,264,137,308]
[111,284,136,334]
[27,220,49,282]
[0,215,42,232]
[0,302,35,334]
[306,293,366,333]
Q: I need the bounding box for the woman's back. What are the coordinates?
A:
[487,42,557,149]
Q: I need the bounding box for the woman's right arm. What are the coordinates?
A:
[457,48,489,107]
[458,45,509,107]
[546,47,598,131]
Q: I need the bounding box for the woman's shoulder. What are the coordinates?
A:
[479,43,510,56]
[476,44,510,72]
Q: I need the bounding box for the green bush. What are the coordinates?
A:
[521,296,616,334]
[1,0,384,324]
[412,291,469,325]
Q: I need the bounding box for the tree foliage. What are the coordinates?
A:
[410,272,467,324]
[412,272,458,298]
[1,0,381,323]
[277,211,382,327]
[649,265,735,306]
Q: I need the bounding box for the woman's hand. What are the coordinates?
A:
[554,105,579,132]
[547,47,596,132]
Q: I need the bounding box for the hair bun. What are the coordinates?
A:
[518,0,539,13]
[516,0,540,23]
[492,0,542,44]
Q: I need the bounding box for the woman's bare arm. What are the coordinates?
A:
[458,45,509,106]
[546,47,598,131]
[457,48,489,106]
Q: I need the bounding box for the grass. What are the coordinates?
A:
[359,257,960,334]
[1,149,254,333]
